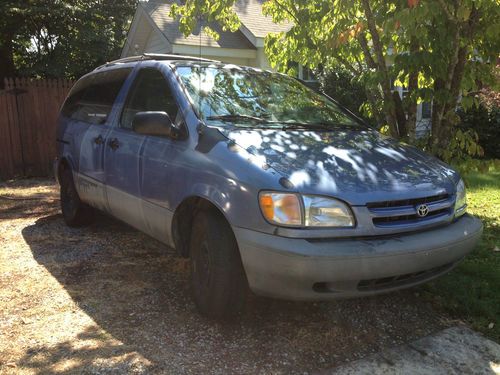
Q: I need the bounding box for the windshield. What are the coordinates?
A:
[175,65,362,129]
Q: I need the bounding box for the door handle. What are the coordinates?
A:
[108,138,119,151]
[94,135,104,145]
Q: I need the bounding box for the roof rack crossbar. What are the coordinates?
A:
[95,53,218,70]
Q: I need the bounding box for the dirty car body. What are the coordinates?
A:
[55,56,482,315]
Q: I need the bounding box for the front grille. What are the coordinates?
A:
[373,207,450,225]
[357,262,455,292]
[366,193,449,209]
[367,193,454,228]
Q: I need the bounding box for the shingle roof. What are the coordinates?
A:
[144,1,255,49]
[143,0,291,48]
[235,0,291,38]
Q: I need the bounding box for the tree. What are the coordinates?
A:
[170,0,499,160]
[0,0,137,85]
[318,67,378,127]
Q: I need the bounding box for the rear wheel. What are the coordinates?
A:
[60,167,94,227]
[190,210,248,318]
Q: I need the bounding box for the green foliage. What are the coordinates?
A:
[1,0,137,80]
[170,0,241,40]
[318,67,377,126]
[458,90,500,160]
[170,0,500,160]
[441,128,484,166]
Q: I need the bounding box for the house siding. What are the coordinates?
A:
[145,30,171,54]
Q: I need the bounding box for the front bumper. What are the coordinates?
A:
[234,214,483,300]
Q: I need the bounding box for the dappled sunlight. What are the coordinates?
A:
[173,63,456,201]
[4,204,446,373]
[315,160,339,192]
[223,126,455,202]
[490,361,500,374]
[3,179,488,373]
[374,146,407,161]
[17,326,149,374]
[288,170,311,187]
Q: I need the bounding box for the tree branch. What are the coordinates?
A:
[357,33,377,69]
[272,0,300,25]
[435,0,456,23]
[335,56,360,75]
[360,0,399,137]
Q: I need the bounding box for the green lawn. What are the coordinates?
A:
[422,167,500,341]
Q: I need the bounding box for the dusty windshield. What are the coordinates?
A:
[175,64,362,129]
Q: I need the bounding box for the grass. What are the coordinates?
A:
[422,166,500,342]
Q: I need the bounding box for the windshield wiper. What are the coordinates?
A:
[206,115,353,131]
[280,122,331,130]
[206,114,272,123]
[280,121,355,131]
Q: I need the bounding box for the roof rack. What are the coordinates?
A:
[95,53,219,70]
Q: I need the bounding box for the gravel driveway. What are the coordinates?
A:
[0,179,454,374]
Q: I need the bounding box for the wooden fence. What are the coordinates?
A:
[0,77,73,180]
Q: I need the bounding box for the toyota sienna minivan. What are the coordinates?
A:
[54,54,483,318]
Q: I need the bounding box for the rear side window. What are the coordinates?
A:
[62,68,132,124]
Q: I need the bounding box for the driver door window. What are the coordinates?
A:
[121,68,179,130]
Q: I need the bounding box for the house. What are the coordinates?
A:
[122,0,319,79]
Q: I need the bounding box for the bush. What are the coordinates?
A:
[318,68,376,126]
[458,89,500,159]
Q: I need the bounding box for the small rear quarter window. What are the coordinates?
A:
[62,68,131,124]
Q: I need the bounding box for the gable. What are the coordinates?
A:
[234,0,291,39]
[144,1,255,50]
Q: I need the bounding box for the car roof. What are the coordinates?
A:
[94,53,220,71]
[93,53,275,75]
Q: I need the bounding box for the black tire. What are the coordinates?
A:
[60,167,94,227]
[190,209,248,318]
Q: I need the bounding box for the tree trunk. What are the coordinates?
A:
[405,38,419,142]
[431,3,477,156]
[360,0,400,138]
[366,87,386,127]
[393,91,407,138]
[431,21,461,152]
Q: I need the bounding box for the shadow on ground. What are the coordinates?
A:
[17,209,449,374]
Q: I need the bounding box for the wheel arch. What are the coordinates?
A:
[57,157,73,183]
[171,195,232,258]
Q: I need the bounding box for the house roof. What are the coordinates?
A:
[143,0,290,49]
[234,0,290,38]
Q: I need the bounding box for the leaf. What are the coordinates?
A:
[407,0,420,8]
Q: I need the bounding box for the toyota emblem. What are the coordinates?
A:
[416,204,429,217]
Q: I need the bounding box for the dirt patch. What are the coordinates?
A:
[0,179,454,374]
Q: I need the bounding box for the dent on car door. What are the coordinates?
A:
[104,67,181,243]
[61,68,132,211]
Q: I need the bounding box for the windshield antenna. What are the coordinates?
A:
[197,13,204,134]
[198,14,202,64]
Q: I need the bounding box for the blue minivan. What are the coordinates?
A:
[55,54,483,318]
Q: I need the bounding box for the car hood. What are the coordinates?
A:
[221,127,458,205]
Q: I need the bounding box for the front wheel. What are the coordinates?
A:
[190,210,248,318]
[60,167,94,227]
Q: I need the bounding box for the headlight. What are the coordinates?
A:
[259,193,302,226]
[454,178,467,217]
[259,192,354,227]
[303,195,355,227]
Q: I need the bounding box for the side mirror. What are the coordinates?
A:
[132,111,174,137]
